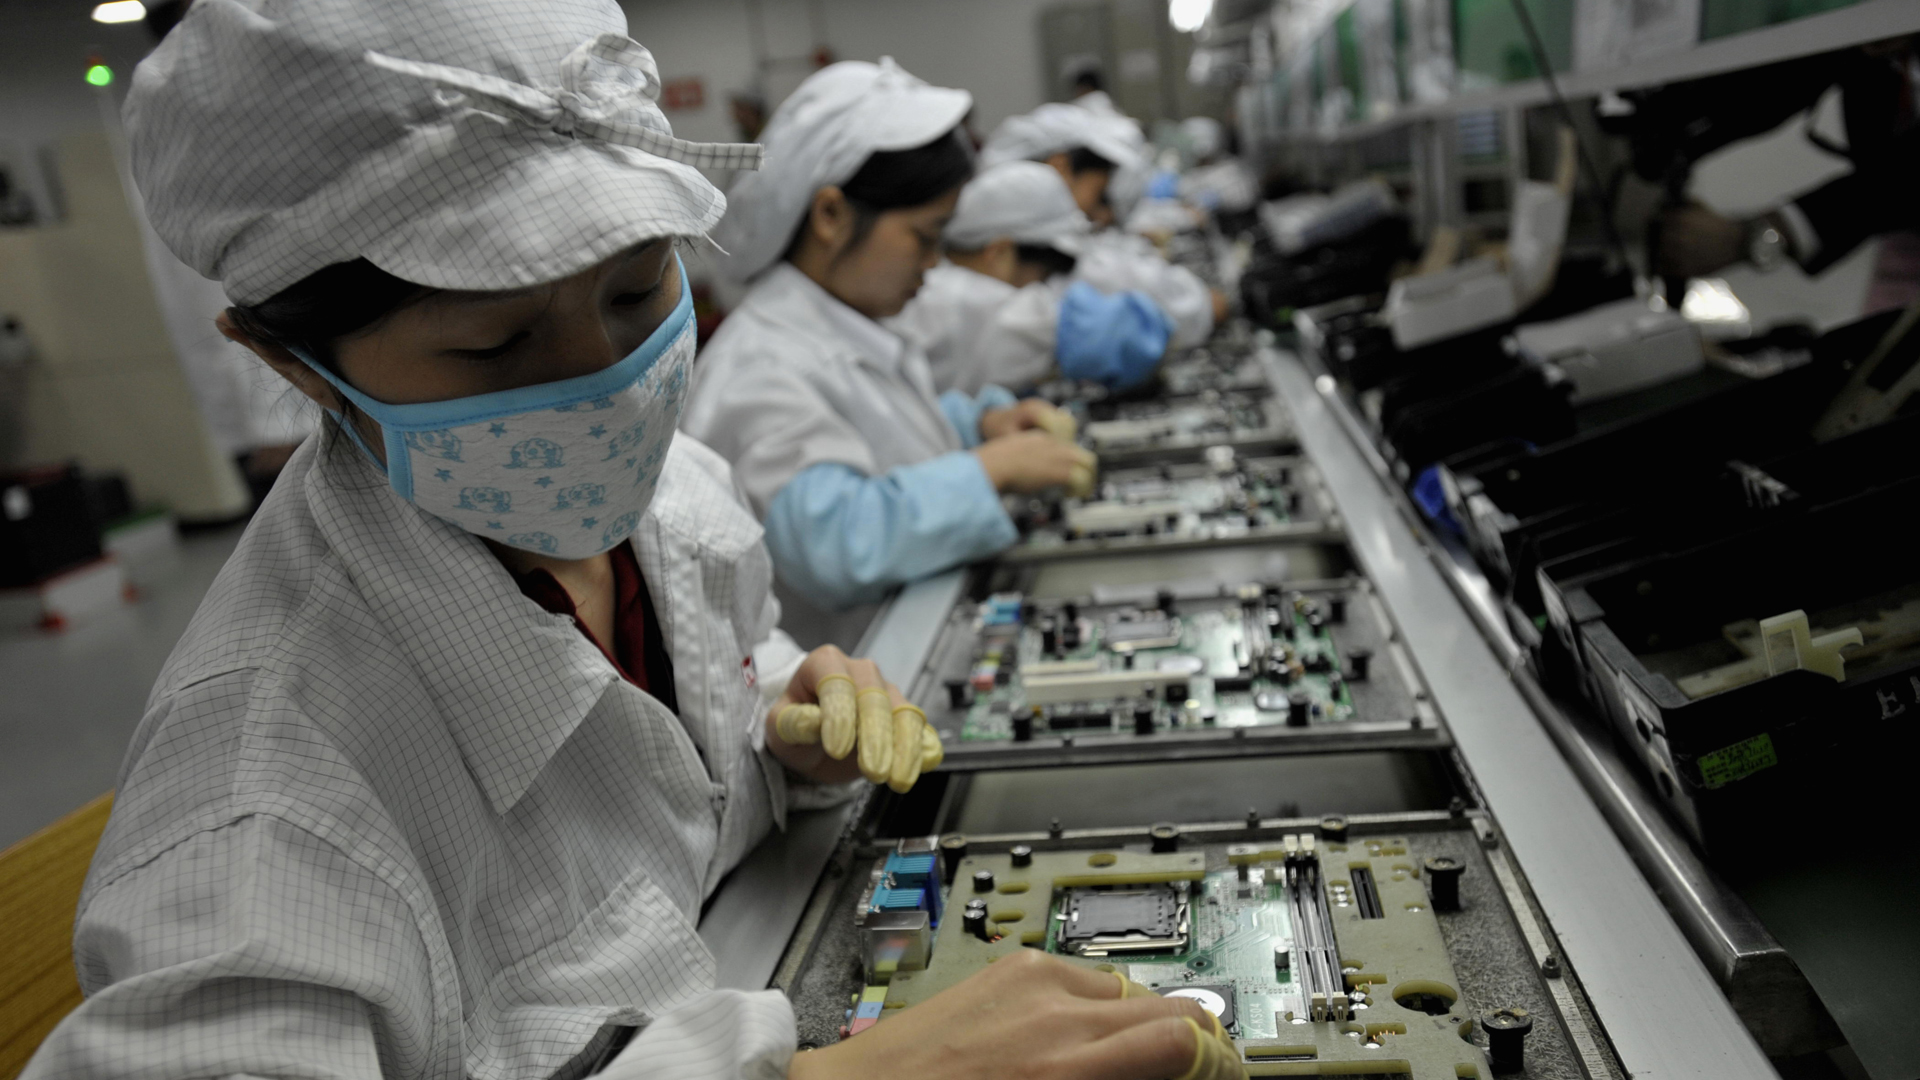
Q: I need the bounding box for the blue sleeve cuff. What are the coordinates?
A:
[1055,282,1173,390]
[940,386,1021,448]
[764,458,1017,610]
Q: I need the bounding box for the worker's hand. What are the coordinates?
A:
[980,398,1077,442]
[766,645,942,791]
[1654,202,1747,279]
[787,950,1245,1080]
[975,430,1097,497]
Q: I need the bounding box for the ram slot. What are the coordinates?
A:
[1282,844,1348,1023]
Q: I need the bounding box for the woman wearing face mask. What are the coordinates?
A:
[682,61,1093,645]
[20,5,1237,1080]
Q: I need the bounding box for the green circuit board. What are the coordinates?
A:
[1013,455,1306,555]
[956,591,1354,742]
[1043,869,1299,1039]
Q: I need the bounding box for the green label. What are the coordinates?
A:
[1698,733,1778,790]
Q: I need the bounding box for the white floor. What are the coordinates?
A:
[0,523,244,849]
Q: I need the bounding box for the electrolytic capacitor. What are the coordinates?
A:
[1012,709,1035,742]
[1287,691,1310,727]
[963,907,991,942]
[1040,621,1058,655]
[1329,595,1348,624]
[1133,701,1155,735]
[1010,844,1033,868]
[944,679,969,708]
[972,869,995,893]
[939,834,969,882]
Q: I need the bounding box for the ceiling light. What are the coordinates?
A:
[1169,0,1213,33]
[92,1,147,24]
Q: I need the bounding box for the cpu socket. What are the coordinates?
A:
[1057,884,1191,956]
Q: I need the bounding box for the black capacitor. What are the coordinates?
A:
[1307,613,1325,633]
[1318,814,1349,842]
[972,869,995,893]
[1245,512,1262,528]
[939,834,969,881]
[964,898,987,912]
[1010,844,1033,868]
[1481,1008,1533,1073]
[944,679,969,708]
[1148,823,1180,853]
[1286,691,1310,727]
[1263,584,1284,605]
[1162,513,1179,531]
[1286,490,1302,513]
[1276,465,1291,485]
[1164,681,1190,703]
[1270,664,1294,687]
[1012,710,1035,742]
[1133,702,1155,735]
[1347,648,1373,681]
[1123,652,1136,670]
[1423,855,1465,913]
[1062,601,1079,623]
[1040,621,1058,655]
[1329,595,1348,624]
[1156,589,1176,614]
[963,907,992,942]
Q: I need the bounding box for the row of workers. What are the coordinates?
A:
[687,60,1229,641]
[24,3,1250,1080]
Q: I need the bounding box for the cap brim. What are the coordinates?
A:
[868,85,974,153]
[355,138,724,296]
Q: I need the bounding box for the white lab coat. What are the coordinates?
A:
[1075,231,1215,349]
[685,263,984,646]
[26,425,807,1080]
[887,261,1059,395]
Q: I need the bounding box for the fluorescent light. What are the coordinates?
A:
[1169,0,1212,33]
[92,1,146,24]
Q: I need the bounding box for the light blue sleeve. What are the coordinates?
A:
[1055,281,1174,391]
[764,457,1018,610]
[938,385,1021,449]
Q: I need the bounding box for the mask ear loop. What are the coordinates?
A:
[284,343,398,478]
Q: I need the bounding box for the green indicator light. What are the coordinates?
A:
[85,64,114,87]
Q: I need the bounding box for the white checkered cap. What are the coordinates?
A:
[979,102,1145,172]
[126,0,762,306]
[711,58,972,285]
[943,160,1091,254]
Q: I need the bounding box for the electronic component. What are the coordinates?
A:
[1157,985,1237,1030]
[942,583,1360,744]
[1058,884,1190,956]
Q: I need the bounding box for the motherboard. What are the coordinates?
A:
[1082,389,1293,464]
[1008,450,1340,560]
[940,584,1363,743]
[804,826,1601,1079]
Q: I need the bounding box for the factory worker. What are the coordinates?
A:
[19,5,1229,1080]
[889,160,1173,394]
[982,102,1223,349]
[684,60,1092,641]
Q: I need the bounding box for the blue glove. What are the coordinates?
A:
[1055,281,1173,391]
[1147,170,1180,199]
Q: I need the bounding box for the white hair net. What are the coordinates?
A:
[978,102,1144,171]
[943,160,1091,253]
[127,0,760,305]
[711,58,972,284]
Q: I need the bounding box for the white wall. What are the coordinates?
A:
[623,0,1063,144]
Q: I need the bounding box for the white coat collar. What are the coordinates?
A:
[304,424,632,815]
[762,262,912,376]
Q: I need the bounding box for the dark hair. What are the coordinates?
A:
[1015,243,1078,278]
[1072,69,1105,94]
[784,128,976,260]
[1065,146,1117,176]
[226,259,435,365]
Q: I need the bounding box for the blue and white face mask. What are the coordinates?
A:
[294,256,696,560]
